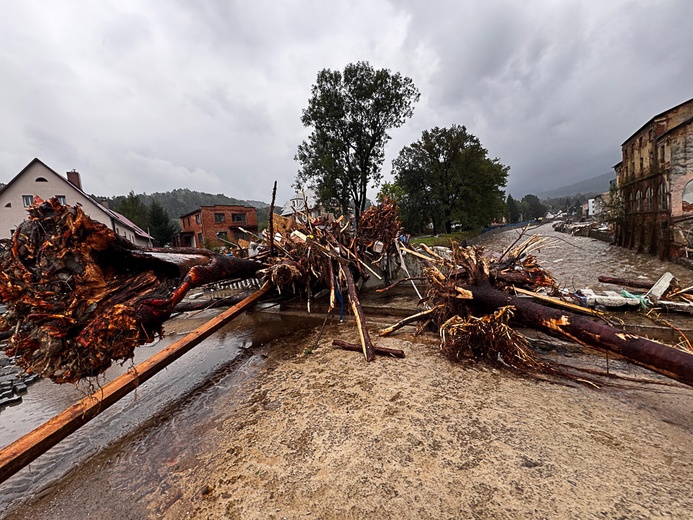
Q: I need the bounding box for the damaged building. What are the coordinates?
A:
[614,97,693,258]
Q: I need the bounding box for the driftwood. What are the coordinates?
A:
[598,276,655,289]
[332,339,405,358]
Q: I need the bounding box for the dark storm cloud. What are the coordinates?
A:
[0,1,691,204]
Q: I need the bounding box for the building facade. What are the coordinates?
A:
[173,205,258,249]
[615,98,693,258]
[0,158,153,247]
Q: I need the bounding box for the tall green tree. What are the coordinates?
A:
[147,199,176,246]
[519,194,548,220]
[506,194,521,223]
[392,125,508,234]
[116,191,149,230]
[295,61,420,223]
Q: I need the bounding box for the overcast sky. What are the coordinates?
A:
[1,1,692,205]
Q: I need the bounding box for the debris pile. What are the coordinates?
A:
[1,196,692,388]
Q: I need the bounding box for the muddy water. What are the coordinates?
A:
[0,308,323,517]
[474,223,693,290]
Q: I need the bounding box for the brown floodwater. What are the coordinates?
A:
[473,222,693,291]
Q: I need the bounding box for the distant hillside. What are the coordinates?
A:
[537,172,614,200]
[95,188,271,230]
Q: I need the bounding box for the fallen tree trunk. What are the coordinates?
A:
[332,339,405,358]
[469,283,693,387]
[597,276,655,289]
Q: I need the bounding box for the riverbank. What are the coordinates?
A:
[4,308,692,519]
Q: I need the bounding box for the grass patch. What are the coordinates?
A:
[410,230,480,247]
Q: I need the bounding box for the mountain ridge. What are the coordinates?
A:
[537,172,614,199]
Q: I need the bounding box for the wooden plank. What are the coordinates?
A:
[513,287,605,317]
[0,282,272,485]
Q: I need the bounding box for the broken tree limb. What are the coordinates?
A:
[468,283,693,387]
[0,282,271,485]
[597,276,655,289]
[341,265,375,361]
[332,339,405,358]
[379,306,440,337]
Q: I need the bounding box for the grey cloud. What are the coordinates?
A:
[1,0,692,205]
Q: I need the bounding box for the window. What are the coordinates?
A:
[217,231,228,241]
[683,181,693,212]
[22,195,33,207]
[231,213,246,223]
[187,217,191,227]
[56,195,66,205]
[659,145,665,164]
[635,190,643,212]
[644,187,653,211]
[195,214,201,224]
[214,213,225,223]
[197,233,203,246]
[658,183,667,210]
[639,157,644,174]
[35,177,48,182]
[628,192,634,213]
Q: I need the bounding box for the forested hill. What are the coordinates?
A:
[96,188,269,219]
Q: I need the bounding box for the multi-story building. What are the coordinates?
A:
[614,97,693,258]
[0,158,153,247]
[173,205,258,249]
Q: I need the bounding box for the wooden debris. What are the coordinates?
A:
[332,339,405,358]
[598,275,655,289]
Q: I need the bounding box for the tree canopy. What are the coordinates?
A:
[391,125,508,234]
[147,199,177,246]
[506,194,521,223]
[295,61,420,223]
[116,191,149,230]
[519,194,548,221]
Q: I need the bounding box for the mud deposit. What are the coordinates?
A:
[3,315,691,519]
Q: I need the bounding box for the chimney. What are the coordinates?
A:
[100,199,109,209]
[66,169,82,190]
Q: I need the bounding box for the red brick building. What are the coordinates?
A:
[614,97,693,258]
[173,205,258,249]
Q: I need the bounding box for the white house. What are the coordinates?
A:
[280,190,336,221]
[0,158,153,247]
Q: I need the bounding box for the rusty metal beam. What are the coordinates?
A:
[0,282,272,485]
